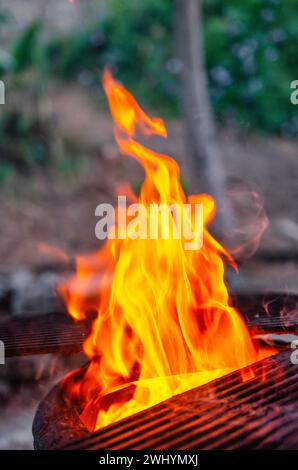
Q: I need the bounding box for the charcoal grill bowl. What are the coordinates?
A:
[32,293,298,450]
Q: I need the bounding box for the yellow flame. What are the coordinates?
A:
[60,69,273,431]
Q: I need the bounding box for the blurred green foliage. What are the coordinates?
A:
[12,21,42,73]
[0,15,51,181]
[0,0,298,182]
[42,0,175,113]
[39,0,298,136]
[205,0,298,134]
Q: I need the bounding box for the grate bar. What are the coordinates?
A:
[63,351,298,450]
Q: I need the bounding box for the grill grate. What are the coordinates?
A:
[0,313,89,357]
[1,294,298,358]
[62,351,298,450]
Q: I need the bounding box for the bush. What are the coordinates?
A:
[1,0,298,149]
[42,0,298,136]
[0,18,51,180]
[44,0,175,114]
[204,0,298,135]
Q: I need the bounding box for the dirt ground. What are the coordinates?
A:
[0,83,298,268]
[0,353,86,450]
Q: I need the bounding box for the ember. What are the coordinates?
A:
[59,70,273,432]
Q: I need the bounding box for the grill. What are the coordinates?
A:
[2,293,297,358]
[0,313,89,357]
[1,292,296,449]
[33,350,298,450]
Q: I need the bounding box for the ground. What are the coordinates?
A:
[1,83,298,267]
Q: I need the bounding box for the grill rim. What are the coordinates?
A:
[32,350,298,450]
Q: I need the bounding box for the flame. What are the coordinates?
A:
[60,69,273,431]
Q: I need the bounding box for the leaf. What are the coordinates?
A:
[11,21,42,73]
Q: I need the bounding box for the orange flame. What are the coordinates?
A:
[60,70,273,431]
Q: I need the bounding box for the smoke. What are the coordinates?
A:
[223,179,269,261]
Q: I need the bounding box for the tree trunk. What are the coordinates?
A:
[175,0,232,231]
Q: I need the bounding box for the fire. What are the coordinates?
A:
[60,70,272,431]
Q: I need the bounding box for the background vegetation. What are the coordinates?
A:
[0,0,297,179]
[44,0,298,134]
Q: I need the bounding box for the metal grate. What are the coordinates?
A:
[0,313,89,357]
[62,351,298,450]
[0,294,298,358]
